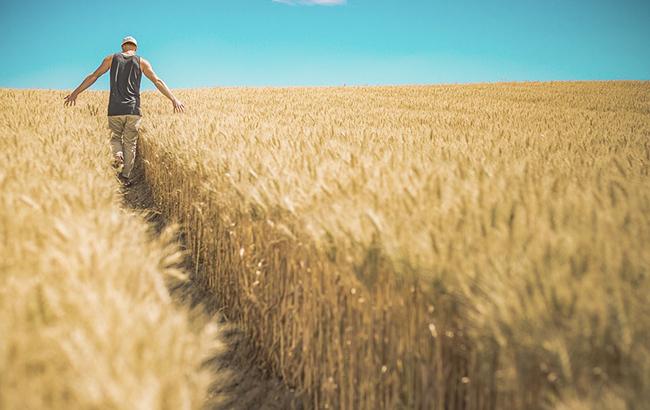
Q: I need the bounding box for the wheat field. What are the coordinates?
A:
[0,90,220,409]
[2,82,649,409]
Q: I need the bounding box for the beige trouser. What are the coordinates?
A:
[108,115,141,179]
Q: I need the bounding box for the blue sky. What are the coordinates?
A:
[1,0,649,89]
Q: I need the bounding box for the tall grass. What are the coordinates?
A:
[0,89,218,409]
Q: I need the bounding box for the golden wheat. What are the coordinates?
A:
[0,89,219,409]
[136,82,648,410]
[3,82,649,409]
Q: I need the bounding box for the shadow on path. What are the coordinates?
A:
[119,161,301,410]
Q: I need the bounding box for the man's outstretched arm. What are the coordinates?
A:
[141,58,185,113]
[64,55,113,107]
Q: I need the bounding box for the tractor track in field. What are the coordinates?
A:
[119,159,301,410]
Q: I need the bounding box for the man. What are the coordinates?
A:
[64,36,184,186]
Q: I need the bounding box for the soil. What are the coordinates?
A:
[119,161,301,410]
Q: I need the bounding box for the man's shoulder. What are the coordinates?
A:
[139,56,151,68]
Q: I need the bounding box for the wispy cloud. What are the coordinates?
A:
[272,0,346,6]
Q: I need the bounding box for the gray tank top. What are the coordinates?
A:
[108,53,142,116]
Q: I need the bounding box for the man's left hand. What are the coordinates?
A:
[172,98,185,113]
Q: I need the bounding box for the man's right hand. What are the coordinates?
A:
[64,93,78,107]
[172,98,185,113]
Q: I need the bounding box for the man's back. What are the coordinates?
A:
[108,52,142,116]
[63,35,185,117]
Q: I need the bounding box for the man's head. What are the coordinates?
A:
[121,36,138,52]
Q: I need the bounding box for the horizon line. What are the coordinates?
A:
[1,79,648,92]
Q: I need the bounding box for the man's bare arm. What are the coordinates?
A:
[141,58,185,113]
[64,55,112,107]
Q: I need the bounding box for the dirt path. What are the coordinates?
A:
[120,162,300,410]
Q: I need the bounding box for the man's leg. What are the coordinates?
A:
[121,115,142,179]
[108,116,126,168]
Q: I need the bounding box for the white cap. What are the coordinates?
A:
[121,36,138,47]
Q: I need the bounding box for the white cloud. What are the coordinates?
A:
[273,0,346,5]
